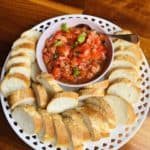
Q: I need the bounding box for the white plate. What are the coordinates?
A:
[1,14,150,150]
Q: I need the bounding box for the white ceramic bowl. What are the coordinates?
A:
[36,16,114,90]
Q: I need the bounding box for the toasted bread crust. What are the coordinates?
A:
[54,91,78,99]
[8,88,35,109]
[62,110,91,147]
[19,105,43,133]
[7,73,30,87]
[21,29,41,42]
[36,72,63,93]
[114,55,137,66]
[104,94,136,124]
[52,114,71,148]
[38,109,56,143]
[107,78,141,104]
[108,67,140,83]
[32,83,49,108]
[85,80,109,89]
[84,97,116,128]
[115,45,142,61]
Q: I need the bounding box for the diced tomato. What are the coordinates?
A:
[79,49,91,59]
[52,67,61,79]
[42,24,108,84]
[79,43,90,52]
[57,45,71,57]
[43,54,50,64]
[62,73,74,82]
[43,48,48,53]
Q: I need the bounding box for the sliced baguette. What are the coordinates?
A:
[21,29,41,42]
[108,67,140,83]
[84,97,116,128]
[113,39,138,51]
[84,80,109,89]
[79,80,109,101]
[10,48,35,62]
[32,83,49,108]
[76,105,110,141]
[114,45,142,64]
[62,109,91,147]
[104,95,136,124]
[8,63,31,78]
[8,88,35,110]
[12,105,43,134]
[107,79,141,104]
[111,55,139,71]
[36,73,63,97]
[47,92,79,113]
[0,73,30,97]
[6,53,31,70]
[31,61,41,82]
[52,114,72,149]
[37,109,56,144]
[79,88,105,101]
[12,38,35,50]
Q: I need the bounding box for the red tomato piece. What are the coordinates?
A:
[52,67,61,79]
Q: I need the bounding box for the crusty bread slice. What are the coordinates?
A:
[84,97,116,128]
[21,29,41,42]
[62,109,91,147]
[115,45,142,64]
[107,79,141,104]
[10,48,35,62]
[111,55,139,71]
[108,67,140,83]
[36,73,63,97]
[8,63,31,78]
[73,108,95,141]
[0,73,30,97]
[85,80,109,89]
[32,83,49,108]
[52,114,72,149]
[31,61,41,82]
[8,88,35,110]
[79,80,109,101]
[104,95,136,124]
[37,109,56,144]
[12,38,35,50]
[76,105,110,141]
[79,88,105,101]
[47,92,79,113]
[6,53,31,70]
[12,105,43,134]
[113,39,138,51]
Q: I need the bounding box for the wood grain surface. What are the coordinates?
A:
[0,0,149,150]
[84,0,150,38]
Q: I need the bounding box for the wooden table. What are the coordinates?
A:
[0,0,149,149]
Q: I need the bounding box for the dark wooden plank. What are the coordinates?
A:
[84,0,150,38]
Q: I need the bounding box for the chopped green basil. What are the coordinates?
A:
[61,23,68,32]
[72,66,80,77]
[72,41,79,48]
[53,40,62,47]
[77,32,87,44]
[53,52,59,60]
